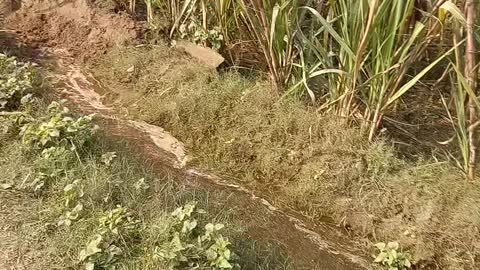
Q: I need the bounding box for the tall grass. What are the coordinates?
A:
[148,0,477,175]
[435,1,480,177]
[296,0,464,140]
[237,0,301,91]
[229,0,464,140]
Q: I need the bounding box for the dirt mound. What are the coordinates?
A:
[6,0,143,61]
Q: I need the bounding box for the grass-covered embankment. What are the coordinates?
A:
[0,54,296,269]
[90,45,480,269]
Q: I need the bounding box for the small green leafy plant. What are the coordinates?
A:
[79,234,123,270]
[101,152,117,166]
[21,101,97,150]
[58,203,84,227]
[153,202,240,269]
[79,206,140,270]
[133,177,150,192]
[58,179,85,227]
[373,241,412,270]
[63,179,85,207]
[179,21,224,50]
[0,54,38,110]
[20,146,73,193]
[97,205,140,236]
[17,100,97,193]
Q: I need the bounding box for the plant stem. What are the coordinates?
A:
[0,111,23,116]
[465,0,478,180]
[129,0,136,14]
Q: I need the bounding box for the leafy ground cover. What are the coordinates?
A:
[0,54,296,270]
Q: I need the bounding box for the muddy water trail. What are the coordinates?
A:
[42,49,373,270]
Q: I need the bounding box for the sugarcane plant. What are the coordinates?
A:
[139,0,479,177]
[236,0,301,92]
[464,0,478,179]
[294,0,465,141]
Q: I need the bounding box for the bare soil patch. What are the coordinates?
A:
[6,0,143,62]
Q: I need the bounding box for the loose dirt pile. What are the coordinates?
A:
[6,0,143,61]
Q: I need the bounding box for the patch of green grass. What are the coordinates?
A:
[0,52,297,269]
[0,125,295,269]
[90,45,480,269]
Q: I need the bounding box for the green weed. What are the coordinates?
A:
[374,242,411,270]
[0,53,39,110]
[79,206,140,270]
[21,101,97,150]
[152,202,240,269]
[0,53,296,270]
